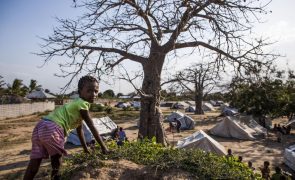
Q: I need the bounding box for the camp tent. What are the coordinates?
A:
[210,116,255,140]
[202,102,215,112]
[178,115,195,130]
[176,130,227,155]
[166,112,195,130]
[284,144,295,171]
[171,102,187,109]
[166,111,185,122]
[185,106,195,112]
[222,107,239,116]
[67,116,117,145]
[285,119,295,129]
[237,115,267,138]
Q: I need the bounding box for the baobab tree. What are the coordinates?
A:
[39,0,277,144]
[165,62,220,115]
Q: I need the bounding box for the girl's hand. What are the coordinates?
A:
[84,148,91,154]
[101,147,110,154]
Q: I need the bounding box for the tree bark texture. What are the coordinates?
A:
[195,86,204,115]
[138,52,167,145]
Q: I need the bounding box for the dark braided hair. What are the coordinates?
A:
[78,75,99,95]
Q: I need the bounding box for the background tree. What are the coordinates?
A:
[38,0,277,144]
[226,67,295,122]
[8,79,23,96]
[116,92,124,98]
[0,75,6,95]
[165,62,220,114]
[102,89,115,98]
[0,75,5,88]
[29,79,42,92]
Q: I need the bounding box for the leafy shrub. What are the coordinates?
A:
[104,106,113,114]
[61,138,261,179]
[122,106,133,111]
[90,103,105,112]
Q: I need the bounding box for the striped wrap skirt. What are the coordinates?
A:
[30,119,67,159]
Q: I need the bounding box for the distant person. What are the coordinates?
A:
[248,161,255,171]
[277,124,284,143]
[259,161,270,180]
[277,124,285,134]
[112,127,119,140]
[237,156,243,163]
[271,166,291,180]
[169,121,174,132]
[226,149,233,160]
[175,118,181,133]
[89,139,96,152]
[286,125,291,135]
[23,76,109,180]
[273,124,277,132]
[117,127,127,146]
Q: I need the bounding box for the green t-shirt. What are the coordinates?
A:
[44,98,90,136]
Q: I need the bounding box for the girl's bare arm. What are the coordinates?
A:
[76,125,89,153]
[80,109,109,153]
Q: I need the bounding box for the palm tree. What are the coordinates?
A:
[10,79,23,95]
[29,79,42,92]
[0,75,5,88]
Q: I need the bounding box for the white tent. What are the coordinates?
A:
[166,112,195,130]
[284,144,295,171]
[166,111,185,122]
[178,115,195,130]
[185,106,195,112]
[27,89,56,99]
[171,101,188,109]
[210,116,255,140]
[285,119,295,129]
[202,102,215,112]
[67,116,117,145]
[237,115,267,138]
[222,107,239,116]
[176,130,226,155]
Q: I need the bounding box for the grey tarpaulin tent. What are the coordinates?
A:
[176,130,226,155]
[210,116,255,140]
[284,144,295,171]
[67,116,117,145]
[166,111,195,130]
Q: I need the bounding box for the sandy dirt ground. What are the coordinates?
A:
[0,108,295,179]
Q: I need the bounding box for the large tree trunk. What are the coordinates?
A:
[138,52,167,145]
[195,87,204,115]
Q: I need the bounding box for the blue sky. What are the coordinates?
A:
[0,0,295,94]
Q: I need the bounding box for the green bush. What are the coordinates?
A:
[90,103,105,112]
[61,139,261,179]
[122,106,133,111]
[104,106,113,114]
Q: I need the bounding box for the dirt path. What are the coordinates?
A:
[0,110,294,179]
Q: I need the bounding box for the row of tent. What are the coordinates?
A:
[176,129,295,172]
[166,111,267,140]
[66,114,295,172]
[67,112,269,145]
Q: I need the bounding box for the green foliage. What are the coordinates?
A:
[104,105,113,114]
[122,106,133,111]
[90,103,105,112]
[227,74,295,119]
[61,140,260,179]
[102,89,115,98]
[29,79,42,92]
